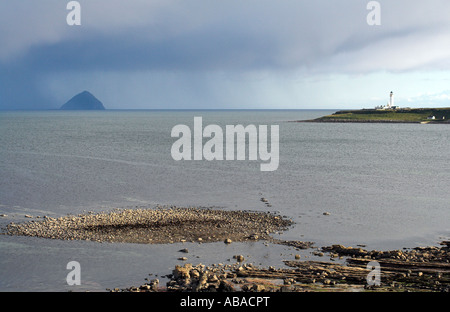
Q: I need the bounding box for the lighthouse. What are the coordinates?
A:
[375,91,398,110]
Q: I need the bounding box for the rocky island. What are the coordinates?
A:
[302,107,450,124]
[60,90,105,110]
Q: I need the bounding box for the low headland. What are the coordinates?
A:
[300,107,450,124]
[2,205,449,292]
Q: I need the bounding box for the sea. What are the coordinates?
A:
[0,109,449,291]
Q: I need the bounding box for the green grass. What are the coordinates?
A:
[315,108,450,123]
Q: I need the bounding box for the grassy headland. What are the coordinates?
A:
[304,108,450,123]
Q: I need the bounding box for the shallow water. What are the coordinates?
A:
[1,110,449,291]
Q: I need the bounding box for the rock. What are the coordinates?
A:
[149,279,159,291]
[179,248,189,253]
[284,278,295,285]
[139,285,151,291]
[218,280,235,291]
[178,257,188,261]
[24,215,33,218]
[199,274,208,286]
[173,264,192,279]
[190,270,200,279]
[233,255,245,262]
[323,212,330,216]
[252,284,266,291]
[224,238,232,244]
[322,244,368,257]
[295,254,301,260]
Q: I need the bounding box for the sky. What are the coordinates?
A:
[1,0,450,110]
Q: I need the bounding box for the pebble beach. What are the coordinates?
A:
[3,206,293,244]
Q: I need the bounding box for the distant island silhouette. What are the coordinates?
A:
[60,91,105,110]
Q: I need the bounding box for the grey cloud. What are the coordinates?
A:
[3,0,450,72]
[1,0,450,109]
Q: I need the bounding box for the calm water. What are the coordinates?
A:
[1,110,449,291]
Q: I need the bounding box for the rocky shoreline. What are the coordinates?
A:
[295,119,420,123]
[2,206,449,292]
[114,241,450,293]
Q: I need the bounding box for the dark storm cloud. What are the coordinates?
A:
[21,28,281,72]
[0,0,369,72]
[0,63,55,109]
[3,0,450,72]
[1,0,450,109]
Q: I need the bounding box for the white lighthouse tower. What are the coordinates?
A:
[375,91,397,110]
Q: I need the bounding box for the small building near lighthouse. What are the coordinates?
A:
[375,91,399,110]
